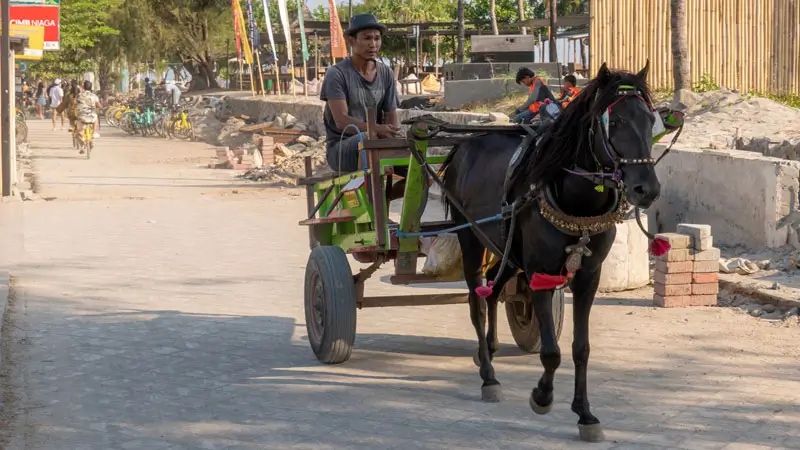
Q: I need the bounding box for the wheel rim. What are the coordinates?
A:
[308,270,326,344]
[509,293,533,330]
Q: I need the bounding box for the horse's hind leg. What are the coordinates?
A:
[457,230,503,403]
[529,289,561,415]
[570,268,605,442]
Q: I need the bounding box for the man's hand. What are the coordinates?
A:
[375,123,401,139]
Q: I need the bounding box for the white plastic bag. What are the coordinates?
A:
[420,233,463,277]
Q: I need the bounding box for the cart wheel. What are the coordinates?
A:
[304,246,357,364]
[503,274,564,353]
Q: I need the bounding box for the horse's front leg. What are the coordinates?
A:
[570,268,605,442]
[529,288,561,415]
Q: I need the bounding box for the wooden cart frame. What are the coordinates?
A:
[298,109,564,364]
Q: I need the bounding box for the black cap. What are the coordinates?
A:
[345,13,387,37]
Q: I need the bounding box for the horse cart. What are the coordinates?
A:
[298,109,564,364]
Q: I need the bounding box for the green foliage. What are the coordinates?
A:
[466,0,534,26]
[29,0,122,78]
[749,91,800,109]
[692,73,719,93]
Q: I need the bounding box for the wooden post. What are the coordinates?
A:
[548,0,558,63]
[274,58,281,96]
[248,63,257,97]
[290,54,297,96]
[315,32,321,83]
[254,49,266,97]
[434,33,439,78]
[238,60,243,90]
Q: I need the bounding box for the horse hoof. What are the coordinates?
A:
[529,394,552,415]
[481,384,504,403]
[578,423,605,442]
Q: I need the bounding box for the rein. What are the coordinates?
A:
[477,85,683,296]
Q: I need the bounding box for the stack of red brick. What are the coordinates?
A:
[653,224,719,307]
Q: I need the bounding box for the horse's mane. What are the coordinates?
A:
[515,69,652,189]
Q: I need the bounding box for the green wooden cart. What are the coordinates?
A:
[298,109,564,364]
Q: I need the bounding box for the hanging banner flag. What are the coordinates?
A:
[234,0,254,65]
[232,0,242,60]
[327,0,347,59]
[246,0,259,49]
[276,0,293,62]
[295,0,309,62]
[260,0,278,62]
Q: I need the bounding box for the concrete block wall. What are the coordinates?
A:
[442,79,528,109]
[441,77,589,109]
[223,96,501,139]
[649,145,800,249]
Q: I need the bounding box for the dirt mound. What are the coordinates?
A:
[677,89,800,152]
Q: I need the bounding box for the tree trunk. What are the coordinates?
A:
[549,0,558,63]
[456,0,465,63]
[489,0,499,35]
[670,0,691,90]
[184,59,220,91]
[97,60,111,93]
[517,0,527,35]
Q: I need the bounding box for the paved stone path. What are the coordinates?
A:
[1,118,799,450]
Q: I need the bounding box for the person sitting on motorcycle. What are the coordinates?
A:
[75,80,102,152]
[511,68,550,124]
[555,75,581,109]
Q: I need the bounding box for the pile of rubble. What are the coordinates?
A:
[674,89,800,158]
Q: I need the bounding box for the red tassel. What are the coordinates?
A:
[649,237,671,257]
[530,273,568,291]
[475,281,494,298]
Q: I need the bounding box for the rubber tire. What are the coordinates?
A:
[504,275,565,353]
[304,246,357,364]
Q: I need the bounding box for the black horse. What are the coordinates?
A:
[440,61,661,442]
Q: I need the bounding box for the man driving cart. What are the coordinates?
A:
[320,14,402,173]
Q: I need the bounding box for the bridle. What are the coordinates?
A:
[564,84,678,191]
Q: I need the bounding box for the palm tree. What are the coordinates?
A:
[517,0,527,35]
[456,0,464,62]
[670,0,691,91]
[489,0,499,34]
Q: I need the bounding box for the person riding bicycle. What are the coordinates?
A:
[75,80,102,152]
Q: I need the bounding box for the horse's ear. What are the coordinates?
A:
[637,59,650,81]
[597,62,611,85]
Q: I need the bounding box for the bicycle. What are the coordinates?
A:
[73,120,94,159]
[167,105,194,140]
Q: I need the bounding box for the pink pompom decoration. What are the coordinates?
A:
[475,281,494,298]
[648,237,671,257]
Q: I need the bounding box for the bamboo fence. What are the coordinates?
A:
[589,0,800,95]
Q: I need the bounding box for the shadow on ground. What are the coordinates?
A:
[6,282,798,450]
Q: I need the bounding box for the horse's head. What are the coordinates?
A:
[591,61,661,208]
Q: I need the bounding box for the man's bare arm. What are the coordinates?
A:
[384,110,399,128]
[328,98,369,133]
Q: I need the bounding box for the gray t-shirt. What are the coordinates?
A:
[319,58,399,147]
